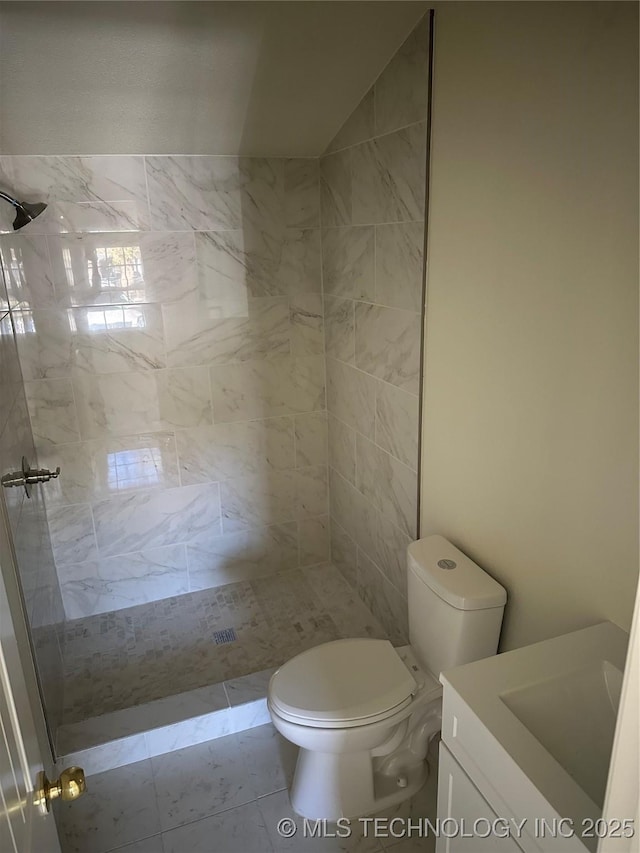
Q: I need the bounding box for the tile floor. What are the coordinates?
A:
[56,723,439,853]
[62,565,388,725]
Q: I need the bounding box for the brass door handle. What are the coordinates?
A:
[34,766,86,813]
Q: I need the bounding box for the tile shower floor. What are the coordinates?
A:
[62,565,388,727]
[56,722,439,853]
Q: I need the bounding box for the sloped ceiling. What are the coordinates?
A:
[0,1,428,156]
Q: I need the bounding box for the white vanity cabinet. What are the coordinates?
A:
[436,742,525,853]
[435,624,629,853]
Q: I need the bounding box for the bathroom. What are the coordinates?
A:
[0,1,637,852]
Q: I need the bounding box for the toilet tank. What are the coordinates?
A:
[407,535,507,677]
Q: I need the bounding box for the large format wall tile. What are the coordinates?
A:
[59,545,189,620]
[24,378,80,446]
[355,435,417,538]
[326,357,376,439]
[93,483,222,557]
[0,234,56,309]
[284,159,320,228]
[354,303,421,394]
[326,89,375,154]
[319,150,351,226]
[375,382,419,471]
[328,414,356,485]
[294,412,327,468]
[323,295,355,364]
[176,418,294,486]
[375,221,424,312]
[321,226,374,301]
[357,548,408,645]
[374,16,430,136]
[210,355,325,422]
[351,123,427,225]
[48,503,98,566]
[186,523,298,591]
[163,295,289,368]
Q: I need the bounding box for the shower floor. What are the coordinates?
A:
[61,564,388,728]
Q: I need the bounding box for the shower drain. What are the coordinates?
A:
[213,627,237,645]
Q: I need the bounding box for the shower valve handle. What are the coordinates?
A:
[1,457,61,497]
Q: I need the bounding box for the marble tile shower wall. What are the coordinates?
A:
[0,155,329,621]
[320,16,429,645]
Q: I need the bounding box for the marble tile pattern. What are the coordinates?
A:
[320,16,429,638]
[55,720,438,853]
[61,565,386,725]
[0,150,329,620]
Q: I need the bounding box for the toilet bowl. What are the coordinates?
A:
[268,535,507,820]
[268,640,442,819]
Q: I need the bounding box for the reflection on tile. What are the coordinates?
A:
[12,307,73,380]
[24,378,80,446]
[162,801,272,853]
[220,471,294,533]
[93,483,222,557]
[375,15,429,136]
[285,159,320,228]
[70,303,165,374]
[156,367,213,428]
[56,758,161,853]
[375,221,424,312]
[356,436,417,538]
[324,295,355,363]
[326,357,376,439]
[88,432,180,498]
[375,382,419,470]
[351,123,427,225]
[328,414,356,484]
[176,418,294,486]
[48,503,98,565]
[0,234,55,309]
[320,149,352,226]
[327,88,375,153]
[294,411,327,467]
[59,545,189,620]
[299,516,330,566]
[210,355,325,422]
[322,226,374,300]
[146,155,242,231]
[290,292,324,356]
[163,295,289,368]
[355,303,421,394]
[187,523,298,591]
[357,548,408,646]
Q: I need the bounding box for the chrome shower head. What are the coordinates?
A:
[0,190,48,230]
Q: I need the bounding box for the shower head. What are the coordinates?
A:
[0,190,47,231]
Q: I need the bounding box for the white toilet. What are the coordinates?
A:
[267,535,507,820]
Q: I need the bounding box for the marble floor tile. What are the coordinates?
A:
[150,731,256,831]
[258,789,384,853]
[56,759,161,853]
[161,801,273,853]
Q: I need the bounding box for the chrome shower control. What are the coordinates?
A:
[1,456,60,498]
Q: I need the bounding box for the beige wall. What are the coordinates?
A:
[421,2,639,650]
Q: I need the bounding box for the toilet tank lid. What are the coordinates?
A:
[408,535,507,611]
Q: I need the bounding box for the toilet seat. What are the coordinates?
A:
[269,638,417,729]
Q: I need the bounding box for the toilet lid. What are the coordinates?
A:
[269,638,416,724]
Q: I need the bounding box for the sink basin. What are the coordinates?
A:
[500,659,623,807]
[440,622,629,852]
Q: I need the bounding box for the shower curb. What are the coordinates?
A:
[56,669,274,776]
